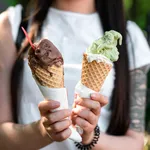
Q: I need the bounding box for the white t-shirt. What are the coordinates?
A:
[7,4,150,150]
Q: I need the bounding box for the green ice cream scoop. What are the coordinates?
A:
[87,30,122,62]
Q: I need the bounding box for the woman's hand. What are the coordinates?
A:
[72,93,108,145]
[38,100,72,142]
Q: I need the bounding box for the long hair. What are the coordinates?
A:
[11,0,130,135]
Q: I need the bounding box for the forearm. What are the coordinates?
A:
[94,66,148,150]
[0,120,52,150]
[93,132,144,150]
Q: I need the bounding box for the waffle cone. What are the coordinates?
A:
[81,54,112,92]
[28,48,64,88]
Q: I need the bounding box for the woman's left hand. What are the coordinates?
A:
[72,93,108,145]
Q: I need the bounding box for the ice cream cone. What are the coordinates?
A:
[75,30,122,134]
[28,48,64,88]
[28,43,82,143]
[81,53,112,92]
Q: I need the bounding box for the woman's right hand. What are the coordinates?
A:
[38,100,72,142]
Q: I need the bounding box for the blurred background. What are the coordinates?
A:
[0,0,150,149]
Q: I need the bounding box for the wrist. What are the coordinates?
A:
[75,125,100,150]
[82,131,94,145]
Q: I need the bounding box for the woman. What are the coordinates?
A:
[0,0,149,149]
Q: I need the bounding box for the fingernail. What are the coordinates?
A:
[91,93,97,99]
[52,101,60,107]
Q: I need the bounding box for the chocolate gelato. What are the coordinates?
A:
[34,39,63,67]
[28,39,64,87]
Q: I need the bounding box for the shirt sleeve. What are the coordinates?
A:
[127,21,150,70]
[7,4,22,42]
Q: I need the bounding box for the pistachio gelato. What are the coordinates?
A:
[87,30,122,62]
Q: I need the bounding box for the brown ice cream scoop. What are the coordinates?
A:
[34,39,63,67]
[28,39,64,88]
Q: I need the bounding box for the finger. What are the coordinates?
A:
[42,117,50,128]
[71,114,78,125]
[91,93,108,107]
[73,108,98,125]
[75,98,101,115]
[53,128,71,142]
[47,109,72,124]
[75,117,94,133]
[72,102,76,108]
[72,108,97,125]
[48,119,72,133]
[38,100,60,116]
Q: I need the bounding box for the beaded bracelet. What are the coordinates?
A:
[74,125,100,150]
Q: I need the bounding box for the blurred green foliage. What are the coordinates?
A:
[5,0,17,6]
[124,0,150,30]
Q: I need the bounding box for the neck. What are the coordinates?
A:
[53,0,96,14]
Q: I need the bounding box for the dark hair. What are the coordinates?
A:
[11,0,130,135]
